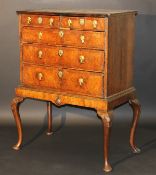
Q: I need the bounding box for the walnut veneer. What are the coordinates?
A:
[11,9,141,172]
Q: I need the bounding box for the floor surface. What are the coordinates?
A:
[0,115,156,175]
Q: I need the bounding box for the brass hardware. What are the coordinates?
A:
[38,32,43,40]
[80,18,85,25]
[58,70,63,78]
[58,49,63,57]
[59,31,64,38]
[49,18,54,26]
[38,17,43,24]
[38,50,43,59]
[68,19,72,27]
[80,35,85,43]
[93,20,98,28]
[27,17,31,24]
[37,72,43,81]
[79,78,84,86]
[79,55,85,64]
[55,97,61,105]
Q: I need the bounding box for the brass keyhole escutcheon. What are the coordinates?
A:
[58,70,63,79]
[59,31,64,38]
[55,97,61,105]
[27,17,31,24]
[38,17,43,24]
[37,72,43,81]
[58,49,64,57]
[79,55,85,64]
[80,18,85,26]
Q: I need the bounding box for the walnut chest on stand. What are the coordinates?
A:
[11,9,141,172]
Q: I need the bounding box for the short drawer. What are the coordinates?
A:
[22,44,105,72]
[21,27,105,49]
[21,14,59,28]
[61,69,104,97]
[60,47,104,72]
[22,44,60,66]
[22,64,104,98]
[61,16,106,31]
[22,64,61,90]
[60,29,105,49]
[21,27,60,45]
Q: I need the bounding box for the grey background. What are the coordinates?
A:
[0,0,156,175]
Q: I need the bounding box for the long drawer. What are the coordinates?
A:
[22,64,104,97]
[22,44,105,72]
[21,27,105,49]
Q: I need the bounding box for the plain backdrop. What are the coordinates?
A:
[0,0,156,125]
[0,2,156,175]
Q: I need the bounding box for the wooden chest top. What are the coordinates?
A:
[17,9,137,16]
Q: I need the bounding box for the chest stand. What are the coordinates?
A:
[11,89,141,172]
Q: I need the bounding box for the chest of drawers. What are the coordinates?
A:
[11,9,141,172]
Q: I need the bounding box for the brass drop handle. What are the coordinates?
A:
[79,78,84,86]
[37,72,43,81]
[80,35,85,43]
[79,18,85,25]
[38,32,43,40]
[38,17,43,24]
[49,18,54,26]
[68,19,72,27]
[27,17,31,24]
[38,50,43,59]
[59,31,64,38]
[58,70,63,79]
[58,49,63,57]
[79,55,85,64]
[93,20,98,29]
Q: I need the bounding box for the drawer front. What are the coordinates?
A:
[21,15,59,28]
[22,64,61,89]
[22,44,60,66]
[22,64,104,97]
[22,27,61,45]
[60,47,104,72]
[22,44,104,72]
[21,27,105,49]
[61,69,103,97]
[61,16,105,31]
[60,30,105,49]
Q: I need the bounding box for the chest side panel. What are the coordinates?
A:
[107,13,136,96]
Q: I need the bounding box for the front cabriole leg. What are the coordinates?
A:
[97,110,113,172]
[11,96,25,150]
[129,98,141,153]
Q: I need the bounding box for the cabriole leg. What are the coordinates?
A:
[129,98,141,153]
[11,96,25,150]
[97,110,113,172]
